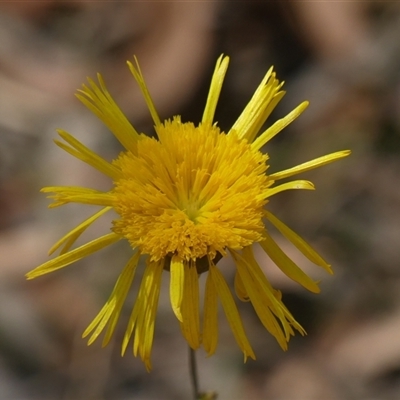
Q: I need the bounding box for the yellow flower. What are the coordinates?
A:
[27,55,350,371]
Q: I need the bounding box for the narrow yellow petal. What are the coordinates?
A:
[269,150,351,181]
[138,259,164,371]
[26,233,120,279]
[132,280,151,358]
[102,251,141,346]
[234,271,249,302]
[179,262,200,349]
[133,314,145,359]
[241,89,287,144]
[202,55,229,125]
[131,260,163,366]
[203,271,219,356]
[232,67,283,142]
[121,293,141,356]
[49,207,112,255]
[170,255,184,322]
[84,299,116,345]
[209,262,255,361]
[259,232,321,293]
[241,247,305,337]
[41,186,100,194]
[263,180,315,199]
[231,249,289,349]
[82,301,112,343]
[42,186,115,207]
[128,57,161,127]
[251,101,309,151]
[55,130,122,180]
[264,210,332,273]
[82,252,140,346]
[76,74,139,152]
[133,262,156,359]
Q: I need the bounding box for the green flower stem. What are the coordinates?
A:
[189,347,218,400]
[189,347,200,399]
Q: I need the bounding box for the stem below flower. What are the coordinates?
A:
[189,347,200,400]
[189,347,218,400]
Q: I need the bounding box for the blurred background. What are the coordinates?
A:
[0,1,399,399]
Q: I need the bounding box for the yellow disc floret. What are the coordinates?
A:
[112,117,270,262]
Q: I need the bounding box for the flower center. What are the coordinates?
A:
[111,117,270,262]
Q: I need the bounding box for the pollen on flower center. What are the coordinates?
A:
[111,117,270,262]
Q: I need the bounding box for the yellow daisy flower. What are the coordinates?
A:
[27,55,350,371]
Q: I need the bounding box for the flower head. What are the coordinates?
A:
[27,55,350,370]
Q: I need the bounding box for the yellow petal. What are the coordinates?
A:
[263,180,315,199]
[121,259,160,358]
[84,299,116,345]
[102,251,141,346]
[179,261,200,349]
[170,255,184,322]
[202,55,229,125]
[259,232,320,293]
[55,130,122,180]
[242,247,305,337]
[264,210,332,273]
[203,271,219,356]
[209,262,255,361]
[121,294,141,356]
[128,57,161,128]
[41,186,100,194]
[234,271,250,302]
[269,150,351,181]
[251,101,309,151]
[49,207,112,255]
[83,252,140,346]
[133,270,151,359]
[231,249,289,349]
[76,74,139,152]
[232,67,284,142]
[26,233,120,279]
[42,186,115,208]
[138,259,164,371]
[245,90,285,143]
